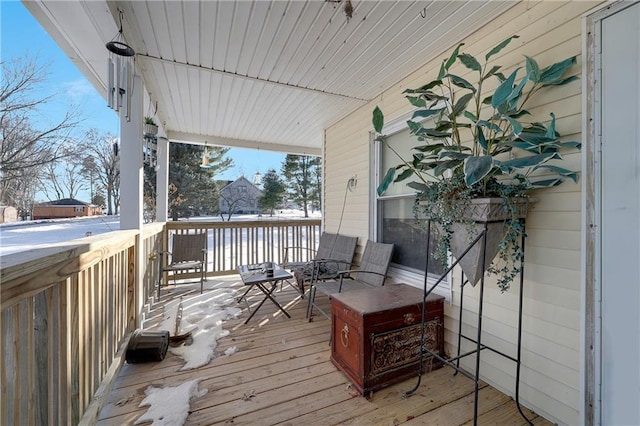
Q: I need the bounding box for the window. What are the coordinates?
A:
[371,115,450,296]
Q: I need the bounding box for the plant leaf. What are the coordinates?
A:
[373,106,384,133]
[477,126,488,152]
[477,120,503,133]
[394,168,413,183]
[412,107,446,120]
[500,152,560,170]
[525,55,541,83]
[403,80,442,93]
[485,35,519,61]
[377,167,395,196]
[540,56,577,84]
[528,178,562,188]
[546,75,579,86]
[464,156,494,186]
[505,117,523,135]
[407,182,430,192]
[406,96,427,108]
[447,74,477,93]
[458,53,482,72]
[445,43,464,72]
[536,165,580,183]
[491,68,518,108]
[545,113,556,139]
[452,92,474,116]
[463,110,477,122]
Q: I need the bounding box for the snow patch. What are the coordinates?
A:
[135,379,207,426]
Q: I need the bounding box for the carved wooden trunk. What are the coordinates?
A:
[330,284,445,396]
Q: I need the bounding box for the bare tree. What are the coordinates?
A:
[39,143,88,200]
[0,54,80,205]
[82,129,119,215]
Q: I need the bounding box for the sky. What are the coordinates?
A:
[1,1,286,201]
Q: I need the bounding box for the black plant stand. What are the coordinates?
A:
[403,219,532,426]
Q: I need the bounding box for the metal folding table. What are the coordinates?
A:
[237,262,293,324]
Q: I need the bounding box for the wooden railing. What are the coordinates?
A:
[0,223,163,426]
[0,218,320,424]
[165,219,322,277]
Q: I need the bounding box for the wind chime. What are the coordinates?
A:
[200,143,214,169]
[106,10,135,121]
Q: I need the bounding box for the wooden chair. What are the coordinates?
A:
[307,240,394,320]
[158,232,207,298]
[281,232,357,297]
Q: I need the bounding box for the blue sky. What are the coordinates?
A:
[1,1,286,195]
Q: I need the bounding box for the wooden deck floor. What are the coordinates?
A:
[97,277,553,425]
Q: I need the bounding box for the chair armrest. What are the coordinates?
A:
[337,270,388,291]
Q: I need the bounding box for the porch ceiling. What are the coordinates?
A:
[25,0,516,155]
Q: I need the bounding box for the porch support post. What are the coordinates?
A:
[119,74,143,230]
[119,74,144,327]
[156,136,169,222]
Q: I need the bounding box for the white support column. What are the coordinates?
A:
[156,136,169,222]
[119,74,144,327]
[119,74,144,230]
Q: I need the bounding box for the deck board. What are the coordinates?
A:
[97,277,554,425]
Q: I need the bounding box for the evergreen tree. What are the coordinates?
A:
[160,144,232,220]
[258,169,285,216]
[281,155,322,217]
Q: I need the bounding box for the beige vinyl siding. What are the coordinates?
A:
[323,1,604,424]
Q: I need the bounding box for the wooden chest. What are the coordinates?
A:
[330,284,444,396]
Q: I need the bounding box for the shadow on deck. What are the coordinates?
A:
[97,277,552,425]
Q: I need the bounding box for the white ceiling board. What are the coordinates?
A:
[27,0,517,154]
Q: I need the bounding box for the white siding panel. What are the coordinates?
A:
[324,1,603,424]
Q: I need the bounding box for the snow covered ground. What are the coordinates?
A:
[1,210,319,425]
[0,210,320,257]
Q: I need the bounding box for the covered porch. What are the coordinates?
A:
[98,278,549,425]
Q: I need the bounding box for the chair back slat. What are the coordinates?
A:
[356,241,394,287]
[315,232,337,260]
[329,234,358,267]
[171,233,206,263]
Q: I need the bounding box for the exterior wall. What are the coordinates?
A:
[323,2,602,424]
[218,177,263,214]
[32,205,103,220]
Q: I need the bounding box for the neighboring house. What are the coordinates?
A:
[218,177,263,215]
[0,206,18,223]
[32,198,103,220]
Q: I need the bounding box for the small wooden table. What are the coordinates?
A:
[237,262,293,324]
[330,283,445,396]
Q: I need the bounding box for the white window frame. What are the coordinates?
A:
[369,111,452,300]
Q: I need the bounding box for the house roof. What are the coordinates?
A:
[23,1,516,156]
[37,198,91,206]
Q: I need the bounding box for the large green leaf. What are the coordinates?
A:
[447,74,476,93]
[407,181,430,192]
[477,120,503,133]
[434,159,463,176]
[463,110,477,122]
[458,53,482,72]
[477,126,488,152]
[439,151,471,160]
[416,128,451,138]
[453,92,474,116]
[499,152,560,170]
[394,168,414,183]
[373,106,384,133]
[403,80,442,93]
[485,35,519,61]
[528,178,562,188]
[506,74,529,104]
[413,143,447,153]
[525,55,541,83]
[445,43,464,72]
[406,96,427,108]
[505,117,523,135]
[545,113,556,139]
[546,75,579,86]
[536,165,580,183]
[464,156,494,186]
[491,69,518,108]
[540,56,576,84]
[412,107,446,120]
[377,167,395,196]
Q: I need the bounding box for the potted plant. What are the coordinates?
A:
[144,116,158,137]
[373,35,580,292]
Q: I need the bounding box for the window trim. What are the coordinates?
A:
[369,112,452,300]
